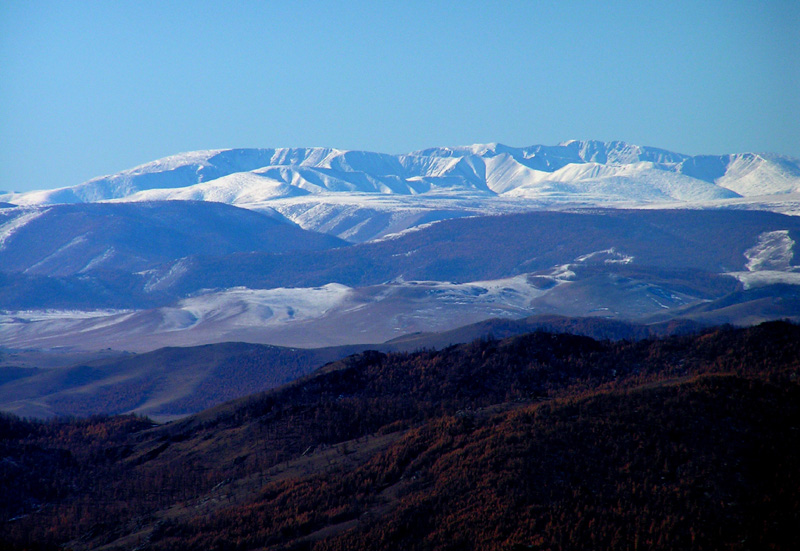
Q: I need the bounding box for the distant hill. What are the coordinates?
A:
[2,208,798,352]
[382,313,705,350]
[0,314,688,421]
[0,200,345,277]
[0,341,368,420]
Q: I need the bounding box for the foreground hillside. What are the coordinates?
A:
[1,322,798,550]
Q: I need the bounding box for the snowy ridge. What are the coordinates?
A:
[3,141,800,242]
[715,154,800,196]
[4,141,799,206]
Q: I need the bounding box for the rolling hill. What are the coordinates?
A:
[0,201,345,277]
[0,314,701,421]
[1,208,797,353]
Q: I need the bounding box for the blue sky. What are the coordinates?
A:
[1,1,799,192]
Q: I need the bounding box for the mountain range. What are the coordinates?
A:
[1,140,800,419]
[1,207,798,353]
[3,141,800,241]
[2,142,799,549]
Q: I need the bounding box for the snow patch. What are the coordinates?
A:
[744,230,794,271]
[79,247,116,273]
[0,309,131,323]
[170,284,354,329]
[575,248,634,265]
[727,271,800,289]
[0,208,47,250]
[725,230,800,288]
[399,274,552,309]
[23,234,88,273]
[546,264,577,282]
[143,259,191,292]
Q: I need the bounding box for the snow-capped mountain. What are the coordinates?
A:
[3,141,799,242]
[1,141,799,357]
[2,158,800,417]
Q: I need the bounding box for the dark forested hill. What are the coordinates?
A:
[1,322,799,550]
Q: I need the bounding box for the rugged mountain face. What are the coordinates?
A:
[3,141,799,242]
[1,322,798,550]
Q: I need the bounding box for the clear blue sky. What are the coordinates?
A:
[1,0,799,192]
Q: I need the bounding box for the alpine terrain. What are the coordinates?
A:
[1,141,799,419]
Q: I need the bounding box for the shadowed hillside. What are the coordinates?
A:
[0,314,698,421]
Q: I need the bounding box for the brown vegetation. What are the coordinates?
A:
[1,321,799,550]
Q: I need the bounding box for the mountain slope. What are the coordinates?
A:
[0,341,368,421]
[0,201,346,277]
[1,208,798,351]
[0,149,281,204]
[0,314,702,421]
[120,208,800,296]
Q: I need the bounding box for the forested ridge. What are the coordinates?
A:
[1,321,799,550]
